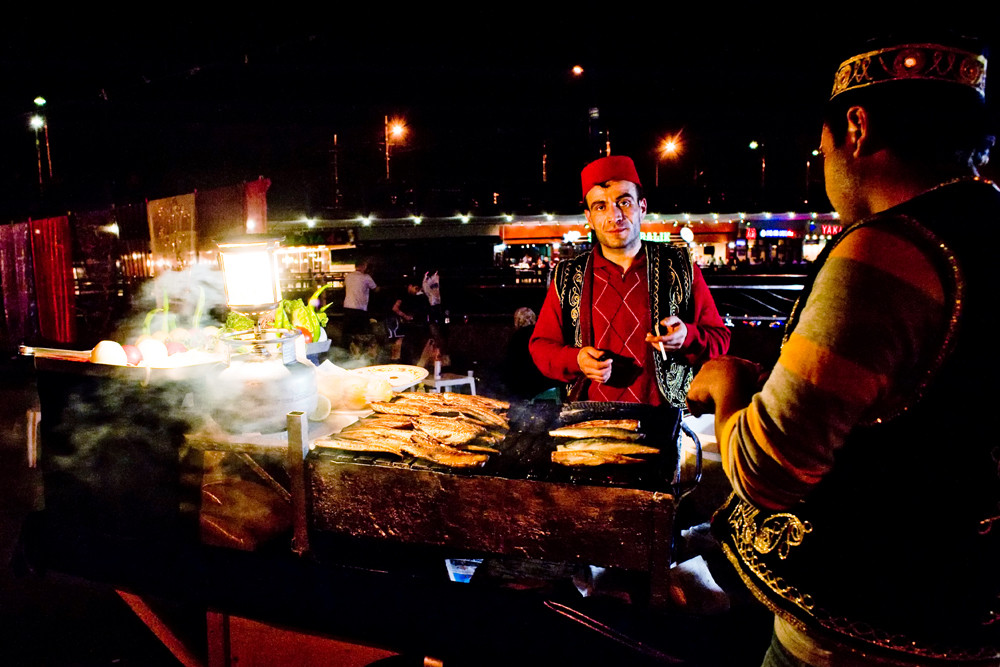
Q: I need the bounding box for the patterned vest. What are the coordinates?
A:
[552,241,694,407]
[716,179,1000,662]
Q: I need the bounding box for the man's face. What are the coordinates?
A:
[584,180,646,253]
[820,123,866,222]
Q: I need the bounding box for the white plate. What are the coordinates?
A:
[350,364,429,391]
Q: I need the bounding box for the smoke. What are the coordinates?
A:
[112,263,229,344]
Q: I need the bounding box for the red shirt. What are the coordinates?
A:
[589,248,658,404]
[529,244,730,405]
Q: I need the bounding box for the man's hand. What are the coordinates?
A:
[645,315,687,353]
[577,346,613,384]
[687,356,767,418]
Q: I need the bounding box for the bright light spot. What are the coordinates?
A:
[903,56,918,68]
[680,227,695,243]
[29,115,44,130]
[563,231,582,243]
[505,215,513,222]
[98,223,120,236]
[572,65,584,76]
[33,96,47,107]
[459,215,470,224]
[545,214,554,221]
[305,218,316,228]
[412,216,423,225]
[832,212,840,219]
[389,119,407,139]
[659,132,683,158]
[728,242,736,249]
[360,216,372,226]
[787,212,796,219]
[683,213,690,220]
[246,217,258,232]
[749,141,760,150]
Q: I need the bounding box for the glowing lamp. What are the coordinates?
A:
[217,237,283,314]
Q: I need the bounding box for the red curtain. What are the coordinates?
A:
[30,215,76,344]
[0,222,39,352]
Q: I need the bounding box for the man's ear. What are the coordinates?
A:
[639,198,647,215]
[846,106,871,158]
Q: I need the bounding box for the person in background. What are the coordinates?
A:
[502,307,559,400]
[529,154,730,407]
[687,34,999,666]
[422,268,449,366]
[392,278,430,367]
[342,258,378,348]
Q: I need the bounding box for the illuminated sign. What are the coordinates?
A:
[745,228,757,240]
[640,231,672,242]
[821,224,843,235]
[759,229,797,238]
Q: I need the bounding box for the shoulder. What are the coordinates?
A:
[824,220,945,305]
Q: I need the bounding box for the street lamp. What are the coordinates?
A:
[749,140,765,191]
[654,132,682,188]
[29,115,44,187]
[384,115,407,181]
[805,149,820,206]
[33,96,52,179]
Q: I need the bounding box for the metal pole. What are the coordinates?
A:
[384,114,390,181]
[43,122,53,178]
[34,129,43,188]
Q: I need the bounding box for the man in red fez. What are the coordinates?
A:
[528,154,730,407]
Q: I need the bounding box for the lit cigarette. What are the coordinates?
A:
[654,323,667,360]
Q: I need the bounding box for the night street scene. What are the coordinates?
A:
[1,10,998,667]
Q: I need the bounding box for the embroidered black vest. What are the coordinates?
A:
[552,241,695,407]
[716,180,1000,661]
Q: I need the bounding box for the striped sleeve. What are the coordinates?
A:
[720,225,947,510]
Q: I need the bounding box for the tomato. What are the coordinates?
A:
[295,326,313,343]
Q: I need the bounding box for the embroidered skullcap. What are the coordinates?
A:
[580,156,641,201]
[830,41,987,100]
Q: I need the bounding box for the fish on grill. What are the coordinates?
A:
[440,392,509,411]
[551,449,645,466]
[370,401,436,416]
[566,418,640,431]
[548,426,644,441]
[455,405,509,430]
[556,439,660,456]
[413,415,486,445]
[400,433,489,468]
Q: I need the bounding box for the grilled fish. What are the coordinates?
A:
[567,419,640,431]
[556,439,660,456]
[314,435,407,455]
[548,426,644,441]
[413,415,486,445]
[551,450,645,466]
[370,401,435,416]
[401,433,489,468]
[440,392,509,411]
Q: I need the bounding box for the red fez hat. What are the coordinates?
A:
[580,155,641,200]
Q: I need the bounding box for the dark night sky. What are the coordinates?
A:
[2,9,997,221]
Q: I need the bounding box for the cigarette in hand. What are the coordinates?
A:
[654,323,668,360]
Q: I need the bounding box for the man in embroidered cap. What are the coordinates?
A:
[529,154,729,407]
[687,34,1000,665]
